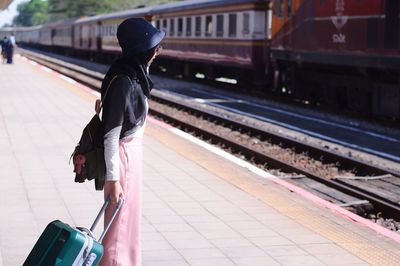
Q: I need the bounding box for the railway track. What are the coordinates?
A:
[19,49,400,221]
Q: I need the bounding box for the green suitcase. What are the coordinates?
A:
[24,197,122,266]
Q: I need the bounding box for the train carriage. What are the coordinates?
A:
[24,26,41,44]
[1,26,40,45]
[74,15,102,53]
[52,18,78,50]
[151,0,270,86]
[270,0,400,119]
[38,24,53,46]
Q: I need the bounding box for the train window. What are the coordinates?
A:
[205,16,213,37]
[170,18,175,36]
[195,16,201,37]
[163,19,167,31]
[178,18,183,36]
[186,17,192,37]
[228,14,237,37]
[216,15,224,37]
[243,13,250,35]
[111,25,115,36]
[156,20,160,29]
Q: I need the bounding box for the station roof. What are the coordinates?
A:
[0,0,12,10]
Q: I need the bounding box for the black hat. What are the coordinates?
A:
[117,18,165,57]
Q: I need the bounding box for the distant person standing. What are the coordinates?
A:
[6,33,16,64]
[0,36,7,64]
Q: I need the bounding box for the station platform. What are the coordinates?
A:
[1,55,400,266]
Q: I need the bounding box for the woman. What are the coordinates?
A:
[99,18,164,266]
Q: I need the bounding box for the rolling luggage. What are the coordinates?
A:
[23,197,123,266]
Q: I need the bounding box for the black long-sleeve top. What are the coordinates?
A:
[101,61,149,181]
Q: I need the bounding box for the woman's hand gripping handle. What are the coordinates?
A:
[108,181,124,204]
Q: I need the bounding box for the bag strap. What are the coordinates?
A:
[95,75,121,115]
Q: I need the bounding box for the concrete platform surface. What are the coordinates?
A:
[0,56,399,266]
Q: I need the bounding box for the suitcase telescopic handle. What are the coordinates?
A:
[90,196,123,243]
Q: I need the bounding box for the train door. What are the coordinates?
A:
[274,0,297,49]
[51,28,55,46]
[272,0,285,43]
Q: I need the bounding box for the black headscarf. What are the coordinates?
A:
[101,56,154,99]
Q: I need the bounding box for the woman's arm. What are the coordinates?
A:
[102,76,132,203]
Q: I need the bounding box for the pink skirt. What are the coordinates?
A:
[100,137,143,266]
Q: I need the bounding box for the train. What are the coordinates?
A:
[270,0,400,121]
[1,0,399,121]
